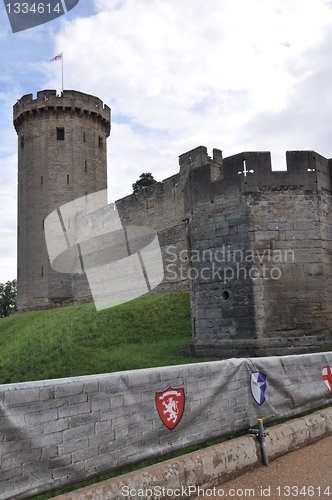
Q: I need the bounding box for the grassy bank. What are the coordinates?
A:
[0,292,204,384]
[0,291,213,499]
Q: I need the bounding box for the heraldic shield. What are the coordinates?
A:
[250,372,266,405]
[156,387,185,430]
[322,366,332,393]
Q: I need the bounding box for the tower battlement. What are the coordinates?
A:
[14,90,111,134]
[179,145,223,180]
[223,150,331,191]
[184,149,332,214]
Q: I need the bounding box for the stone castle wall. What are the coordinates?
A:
[115,146,223,295]
[184,149,332,357]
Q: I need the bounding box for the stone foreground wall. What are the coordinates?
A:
[1,352,332,499]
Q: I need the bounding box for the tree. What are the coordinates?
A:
[132,173,157,194]
[0,280,17,318]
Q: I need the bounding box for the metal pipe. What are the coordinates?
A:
[258,418,269,466]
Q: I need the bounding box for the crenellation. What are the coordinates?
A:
[14,90,110,121]
[178,145,209,174]
[184,150,332,196]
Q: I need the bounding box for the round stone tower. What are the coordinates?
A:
[13,89,111,311]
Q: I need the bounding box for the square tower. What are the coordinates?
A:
[183,148,332,357]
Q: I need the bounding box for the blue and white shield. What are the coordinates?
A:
[250,372,266,405]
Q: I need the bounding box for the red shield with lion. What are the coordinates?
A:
[156,387,185,430]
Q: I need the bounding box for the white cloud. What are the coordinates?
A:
[47,0,332,152]
[3,0,332,280]
[0,154,17,283]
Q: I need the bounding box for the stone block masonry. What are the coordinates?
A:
[184,149,332,357]
[115,146,223,296]
[14,90,110,312]
[1,352,332,499]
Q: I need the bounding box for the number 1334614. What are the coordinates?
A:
[6,3,61,14]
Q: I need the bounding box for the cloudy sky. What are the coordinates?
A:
[1,0,332,283]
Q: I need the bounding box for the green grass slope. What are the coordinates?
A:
[0,292,205,384]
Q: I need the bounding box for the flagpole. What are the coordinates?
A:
[50,53,64,94]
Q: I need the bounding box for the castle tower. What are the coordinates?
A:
[184,148,332,357]
[13,90,111,311]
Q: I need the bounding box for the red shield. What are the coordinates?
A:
[156,387,185,430]
[322,366,332,393]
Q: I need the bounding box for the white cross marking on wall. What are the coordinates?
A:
[238,159,254,177]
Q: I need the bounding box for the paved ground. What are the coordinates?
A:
[196,435,332,500]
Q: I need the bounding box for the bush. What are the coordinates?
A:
[0,279,17,317]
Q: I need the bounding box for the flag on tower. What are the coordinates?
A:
[50,54,62,61]
[50,53,64,92]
